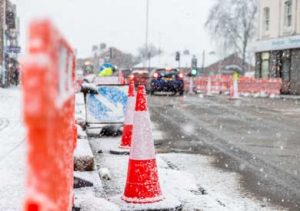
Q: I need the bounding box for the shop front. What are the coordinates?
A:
[254,35,300,95]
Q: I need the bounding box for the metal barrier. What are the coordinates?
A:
[22,20,76,211]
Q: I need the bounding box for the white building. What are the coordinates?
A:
[254,0,300,94]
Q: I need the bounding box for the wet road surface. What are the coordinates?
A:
[149,94,300,210]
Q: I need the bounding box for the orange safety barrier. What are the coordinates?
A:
[238,77,282,96]
[187,75,282,96]
[190,75,231,94]
[22,20,76,211]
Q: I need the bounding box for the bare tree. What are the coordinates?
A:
[205,0,257,64]
[137,44,162,62]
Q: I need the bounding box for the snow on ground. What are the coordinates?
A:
[89,136,285,211]
[0,88,26,210]
[76,93,86,121]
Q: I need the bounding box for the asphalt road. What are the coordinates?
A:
[149,94,300,210]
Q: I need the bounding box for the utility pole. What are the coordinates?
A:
[145,0,150,71]
[202,50,205,75]
[0,0,6,87]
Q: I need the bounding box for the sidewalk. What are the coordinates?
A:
[0,88,26,210]
[87,133,284,211]
[280,95,300,100]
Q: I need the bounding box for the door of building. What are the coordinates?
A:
[280,51,291,94]
[261,52,270,79]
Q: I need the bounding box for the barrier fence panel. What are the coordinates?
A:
[22,20,76,211]
[189,75,282,96]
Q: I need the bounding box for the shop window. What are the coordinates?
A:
[284,0,293,28]
[263,7,270,32]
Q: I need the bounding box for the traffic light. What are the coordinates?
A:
[175,51,180,61]
[191,56,197,69]
[6,11,15,29]
[109,48,113,59]
[191,69,197,76]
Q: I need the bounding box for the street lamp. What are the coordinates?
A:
[145,0,150,71]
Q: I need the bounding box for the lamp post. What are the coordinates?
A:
[0,0,6,87]
[145,0,150,71]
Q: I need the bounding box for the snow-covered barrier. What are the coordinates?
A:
[85,85,129,125]
[22,20,77,211]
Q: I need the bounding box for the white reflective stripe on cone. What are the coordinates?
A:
[130,111,155,160]
[124,96,135,125]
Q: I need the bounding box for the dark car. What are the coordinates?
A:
[149,68,184,95]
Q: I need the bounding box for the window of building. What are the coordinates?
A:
[284,0,293,28]
[263,7,270,32]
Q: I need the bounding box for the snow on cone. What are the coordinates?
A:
[120,80,136,149]
[122,85,164,204]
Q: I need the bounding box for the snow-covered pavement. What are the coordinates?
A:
[0,88,26,210]
[89,136,285,211]
[0,90,289,210]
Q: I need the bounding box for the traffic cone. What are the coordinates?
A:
[122,85,164,203]
[120,80,135,149]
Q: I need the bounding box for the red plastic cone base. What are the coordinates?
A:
[120,125,133,149]
[122,159,163,204]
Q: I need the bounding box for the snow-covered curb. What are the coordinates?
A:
[89,137,285,211]
[74,138,95,171]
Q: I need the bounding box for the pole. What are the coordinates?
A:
[145,0,150,70]
[0,0,6,86]
[202,50,205,75]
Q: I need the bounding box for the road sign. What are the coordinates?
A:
[6,46,21,53]
[86,85,128,124]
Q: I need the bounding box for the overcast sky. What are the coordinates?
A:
[12,0,217,59]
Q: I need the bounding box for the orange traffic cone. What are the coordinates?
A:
[120,80,136,149]
[122,85,164,203]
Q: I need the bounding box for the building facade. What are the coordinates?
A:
[0,0,20,87]
[254,0,300,94]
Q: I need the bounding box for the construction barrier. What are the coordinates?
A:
[85,84,129,124]
[22,20,76,211]
[238,77,282,96]
[187,75,282,97]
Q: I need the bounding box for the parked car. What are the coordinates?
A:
[149,68,184,96]
[128,69,150,90]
